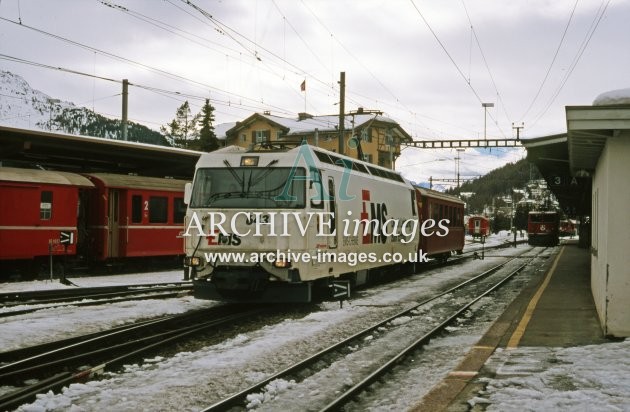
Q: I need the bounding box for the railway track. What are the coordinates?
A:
[0,282,193,317]
[200,247,547,411]
[0,304,268,411]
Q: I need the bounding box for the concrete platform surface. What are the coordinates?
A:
[410,240,623,412]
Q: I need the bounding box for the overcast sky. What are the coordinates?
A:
[1,0,627,186]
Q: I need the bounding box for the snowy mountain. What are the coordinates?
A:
[0,70,74,130]
[0,71,168,146]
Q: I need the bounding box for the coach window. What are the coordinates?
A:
[173,197,186,224]
[40,191,52,220]
[149,196,168,223]
[131,195,142,224]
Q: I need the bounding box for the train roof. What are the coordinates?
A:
[528,210,558,214]
[414,185,465,205]
[196,144,409,186]
[85,173,188,192]
[0,166,94,187]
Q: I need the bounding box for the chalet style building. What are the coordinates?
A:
[215,109,412,169]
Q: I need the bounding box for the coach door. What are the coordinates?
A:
[108,189,120,258]
[474,219,481,234]
[327,177,338,249]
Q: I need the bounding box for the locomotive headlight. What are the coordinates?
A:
[185,256,201,267]
[273,259,291,269]
[240,156,259,166]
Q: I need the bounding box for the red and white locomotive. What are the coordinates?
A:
[0,167,187,279]
[183,144,465,302]
[527,211,560,246]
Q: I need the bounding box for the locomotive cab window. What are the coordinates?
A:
[149,196,168,223]
[40,191,52,220]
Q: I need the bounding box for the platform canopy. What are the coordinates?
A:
[0,125,201,179]
[566,104,630,174]
[521,134,591,217]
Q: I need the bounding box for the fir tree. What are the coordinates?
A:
[192,98,220,152]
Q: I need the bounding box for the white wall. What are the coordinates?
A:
[592,133,630,336]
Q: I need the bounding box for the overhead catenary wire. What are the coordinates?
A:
[461,0,513,127]
[0,16,293,116]
[0,54,295,117]
[528,0,610,130]
[408,0,508,139]
[99,0,468,141]
[519,0,579,122]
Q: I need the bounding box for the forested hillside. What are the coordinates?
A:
[447,158,541,214]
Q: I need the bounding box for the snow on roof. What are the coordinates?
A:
[214,122,237,140]
[259,113,397,134]
[593,88,630,105]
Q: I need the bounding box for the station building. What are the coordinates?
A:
[214,109,412,170]
[524,89,630,337]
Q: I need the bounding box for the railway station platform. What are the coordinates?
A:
[411,239,617,412]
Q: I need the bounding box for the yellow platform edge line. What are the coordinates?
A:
[506,246,565,349]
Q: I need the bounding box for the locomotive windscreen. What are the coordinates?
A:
[190,167,306,209]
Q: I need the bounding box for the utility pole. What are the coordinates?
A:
[455,148,464,188]
[512,122,524,140]
[122,79,129,141]
[338,72,345,155]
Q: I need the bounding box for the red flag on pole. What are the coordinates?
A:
[300,80,306,92]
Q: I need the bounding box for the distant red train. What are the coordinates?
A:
[0,167,187,279]
[527,211,560,246]
[467,215,490,240]
[559,219,577,237]
[414,186,465,261]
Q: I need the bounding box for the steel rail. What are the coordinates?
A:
[319,253,543,411]
[0,289,192,318]
[0,283,192,305]
[201,247,541,411]
[0,307,265,411]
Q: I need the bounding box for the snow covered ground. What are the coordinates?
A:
[2,246,627,411]
[470,342,630,411]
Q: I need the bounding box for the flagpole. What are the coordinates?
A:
[301,79,306,113]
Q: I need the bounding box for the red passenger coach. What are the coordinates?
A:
[0,167,94,276]
[467,216,490,239]
[84,174,188,261]
[414,186,465,261]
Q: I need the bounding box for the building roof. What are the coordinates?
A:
[224,112,412,142]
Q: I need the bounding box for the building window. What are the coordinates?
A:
[173,197,186,224]
[149,196,168,223]
[363,154,373,163]
[40,191,52,220]
[361,128,372,143]
[276,130,283,140]
[240,133,247,143]
[253,130,270,143]
[131,195,142,223]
